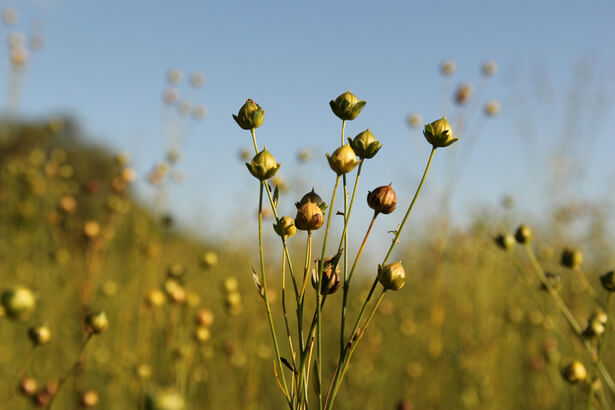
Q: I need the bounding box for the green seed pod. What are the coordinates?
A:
[540,273,562,292]
[423,115,459,148]
[295,201,324,231]
[1,286,36,321]
[311,256,341,295]
[493,233,515,251]
[423,116,457,148]
[378,262,406,291]
[348,129,382,159]
[273,216,297,238]
[246,147,281,181]
[601,271,615,292]
[514,225,532,244]
[561,248,582,269]
[561,360,587,384]
[28,325,52,346]
[326,144,358,175]
[295,188,327,212]
[232,99,265,130]
[367,184,397,215]
[329,90,366,121]
[145,389,185,410]
[85,311,109,335]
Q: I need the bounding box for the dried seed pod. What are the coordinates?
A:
[367,184,397,215]
[311,256,341,295]
[295,201,324,231]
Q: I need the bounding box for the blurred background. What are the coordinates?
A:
[1,0,615,409]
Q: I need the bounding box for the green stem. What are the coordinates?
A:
[340,120,348,358]
[281,245,296,370]
[258,182,292,406]
[6,346,36,405]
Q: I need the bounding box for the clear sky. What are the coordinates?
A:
[2,0,615,252]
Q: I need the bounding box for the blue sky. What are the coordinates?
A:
[2,0,615,253]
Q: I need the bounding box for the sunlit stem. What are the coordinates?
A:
[340,118,349,361]
[281,245,296,370]
[573,266,599,300]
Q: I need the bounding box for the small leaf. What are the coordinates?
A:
[281,357,296,374]
[252,267,265,299]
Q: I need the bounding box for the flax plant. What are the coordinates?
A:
[495,224,615,407]
[234,94,457,409]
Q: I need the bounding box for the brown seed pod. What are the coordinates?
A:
[367,184,397,215]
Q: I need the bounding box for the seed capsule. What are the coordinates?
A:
[561,360,587,384]
[514,225,532,244]
[540,273,562,292]
[600,271,615,292]
[311,256,341,295]
[367,184,397,215]
[295,201,324,231]
[19,377,37,396]
[493,233,515,251]
[329,90,366,121]
[85,311,109,335]
[28,325,52,346]
[348,129,382,159]
[145,389,185,410]
[246,147,281,181]
[273,216,297,238]
[561,248,582,269]
[195,308,214,327]
[295,189,327,212]
[233,99,265,130]
[378,262,406,291]
[80,390,99,407]
[1,286,36,321]
[326,144,358,175]
[423,116,457,148]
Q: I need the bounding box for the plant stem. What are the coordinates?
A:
[281,245,296,370]
[6,346,36,405]
[257,182,292,407]
[340,118,349,363]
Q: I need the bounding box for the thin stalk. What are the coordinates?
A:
[300,233,313,301]
[316,175,341,410]
[46,334,93,410]
[257,182,292,407]
[325,290,386,410]
[574,266,599,300]
[281,246,296,370]
[6,346,36,405]
[340,120,349,357]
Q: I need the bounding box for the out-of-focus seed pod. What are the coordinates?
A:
[163,88,179,105]
[28,325,52,346]
[484,100,501,117]
[297,148,312,163]
[167,68,183,85]
[295,189,327,211]
[601,271,615,292]
[407,113,422,129]
[3,8,19,25]
[246,148,281,180]
[145,389,185,410]
[200,251,218,269]
[121,167,136,183]
[367,184,397,215]
[440,60,456,76]
[561,360,587,384]
[167,264,186,279]
[455,83,473,105]
[493,233,515,251]
[190,72,206,88]
[378,262,406,291]
[423,116,457,148]
[85,311,109,335]
[80,390,99,407]
[20,377,37,396]
[329,90,366,121]
[192,104,208,120]
[137,364,152,379]
[194,326,211,344]
[583,311,608,340]
[326,144,358,175]
[223,278,238,293]
[540,273,562,292]
[514,225,532,244]
[348,129,382,159]
[396,399,412,410]
[147,289,166,308]
[311,256,341,295]
[195,308,214,327]
[83,221,100,239]
[185,292,200,308]
[2,286,36,320]
[233,99,265,130]
[35,391,52,407]
[561,248,582,269]
[273,216,297,238]
[482,60,498,76]
[295,201,324,231]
